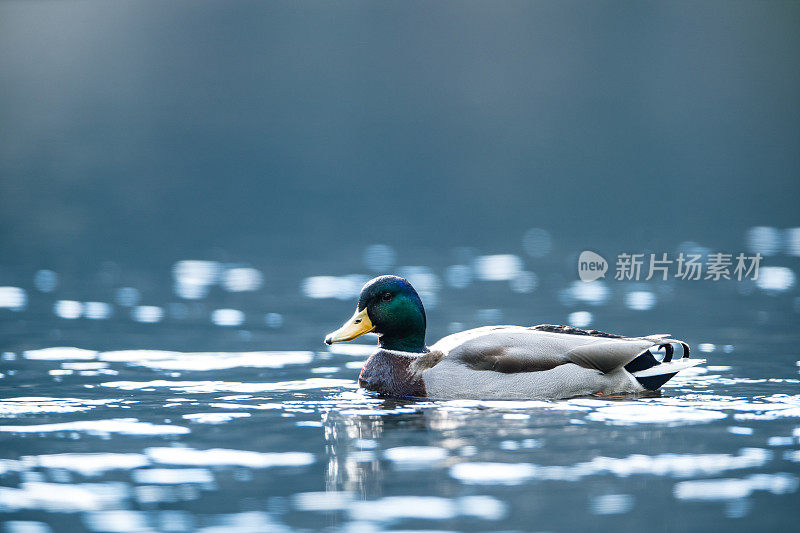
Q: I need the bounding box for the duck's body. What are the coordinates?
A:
[325,276,702,400]
[358,325,698,399]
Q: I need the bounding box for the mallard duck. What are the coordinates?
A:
[324,275,702,399]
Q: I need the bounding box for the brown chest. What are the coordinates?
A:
[358,350,428,398]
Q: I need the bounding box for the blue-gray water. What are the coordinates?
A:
[2,1,799,531]
[1,243,799,532]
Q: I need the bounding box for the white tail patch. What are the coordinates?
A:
[632,358,705,378]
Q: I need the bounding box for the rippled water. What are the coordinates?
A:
[1,245,799,532]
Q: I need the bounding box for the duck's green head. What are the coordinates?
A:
[324,275,427,353]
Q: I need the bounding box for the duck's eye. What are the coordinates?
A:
[381,292,393,302]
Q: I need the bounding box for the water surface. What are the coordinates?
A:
[1,254,798,532]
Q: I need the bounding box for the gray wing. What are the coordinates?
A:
[443,327,676,374]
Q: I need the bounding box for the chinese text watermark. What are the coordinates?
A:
[578,252,762,282]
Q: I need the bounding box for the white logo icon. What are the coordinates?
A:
[578,251,608,282]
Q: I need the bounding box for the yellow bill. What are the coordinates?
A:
[324,308,374,345]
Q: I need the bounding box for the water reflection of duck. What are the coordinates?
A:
[325,275,702,400]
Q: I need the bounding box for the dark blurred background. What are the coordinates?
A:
[1,0,798,271]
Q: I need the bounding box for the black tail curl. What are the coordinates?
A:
[624,342,691,391]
